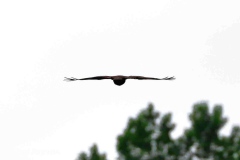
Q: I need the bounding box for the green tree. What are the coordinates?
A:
[76,102,240,160]
[117,103,160,160]
[117,103,177,160]
[176,103,229,160]
[76,144,107,160]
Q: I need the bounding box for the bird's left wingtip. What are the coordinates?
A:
[164,76,176,80]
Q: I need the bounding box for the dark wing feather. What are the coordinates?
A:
[127,76,175,80]
[64,76,111,81]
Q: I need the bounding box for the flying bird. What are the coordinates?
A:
[64,75,175,86]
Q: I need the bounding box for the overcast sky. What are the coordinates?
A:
[1,0,240,160]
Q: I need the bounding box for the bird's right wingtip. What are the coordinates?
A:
[64,77,76,81]
[64,77,69,81]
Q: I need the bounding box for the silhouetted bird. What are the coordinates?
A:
[64,75,175,86]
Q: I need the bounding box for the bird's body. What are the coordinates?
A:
[64,75,175,86]
[111,75,126,86]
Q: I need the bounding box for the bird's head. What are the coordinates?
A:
[113,79,126,86]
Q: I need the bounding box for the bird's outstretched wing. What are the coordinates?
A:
[127,76,175,80]
[64,76,111,81]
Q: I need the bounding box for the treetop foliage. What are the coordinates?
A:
[77,102,240,160]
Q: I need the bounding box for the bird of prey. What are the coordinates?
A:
[64,75,175,86]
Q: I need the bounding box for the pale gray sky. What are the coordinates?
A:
[0,0,240,160]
